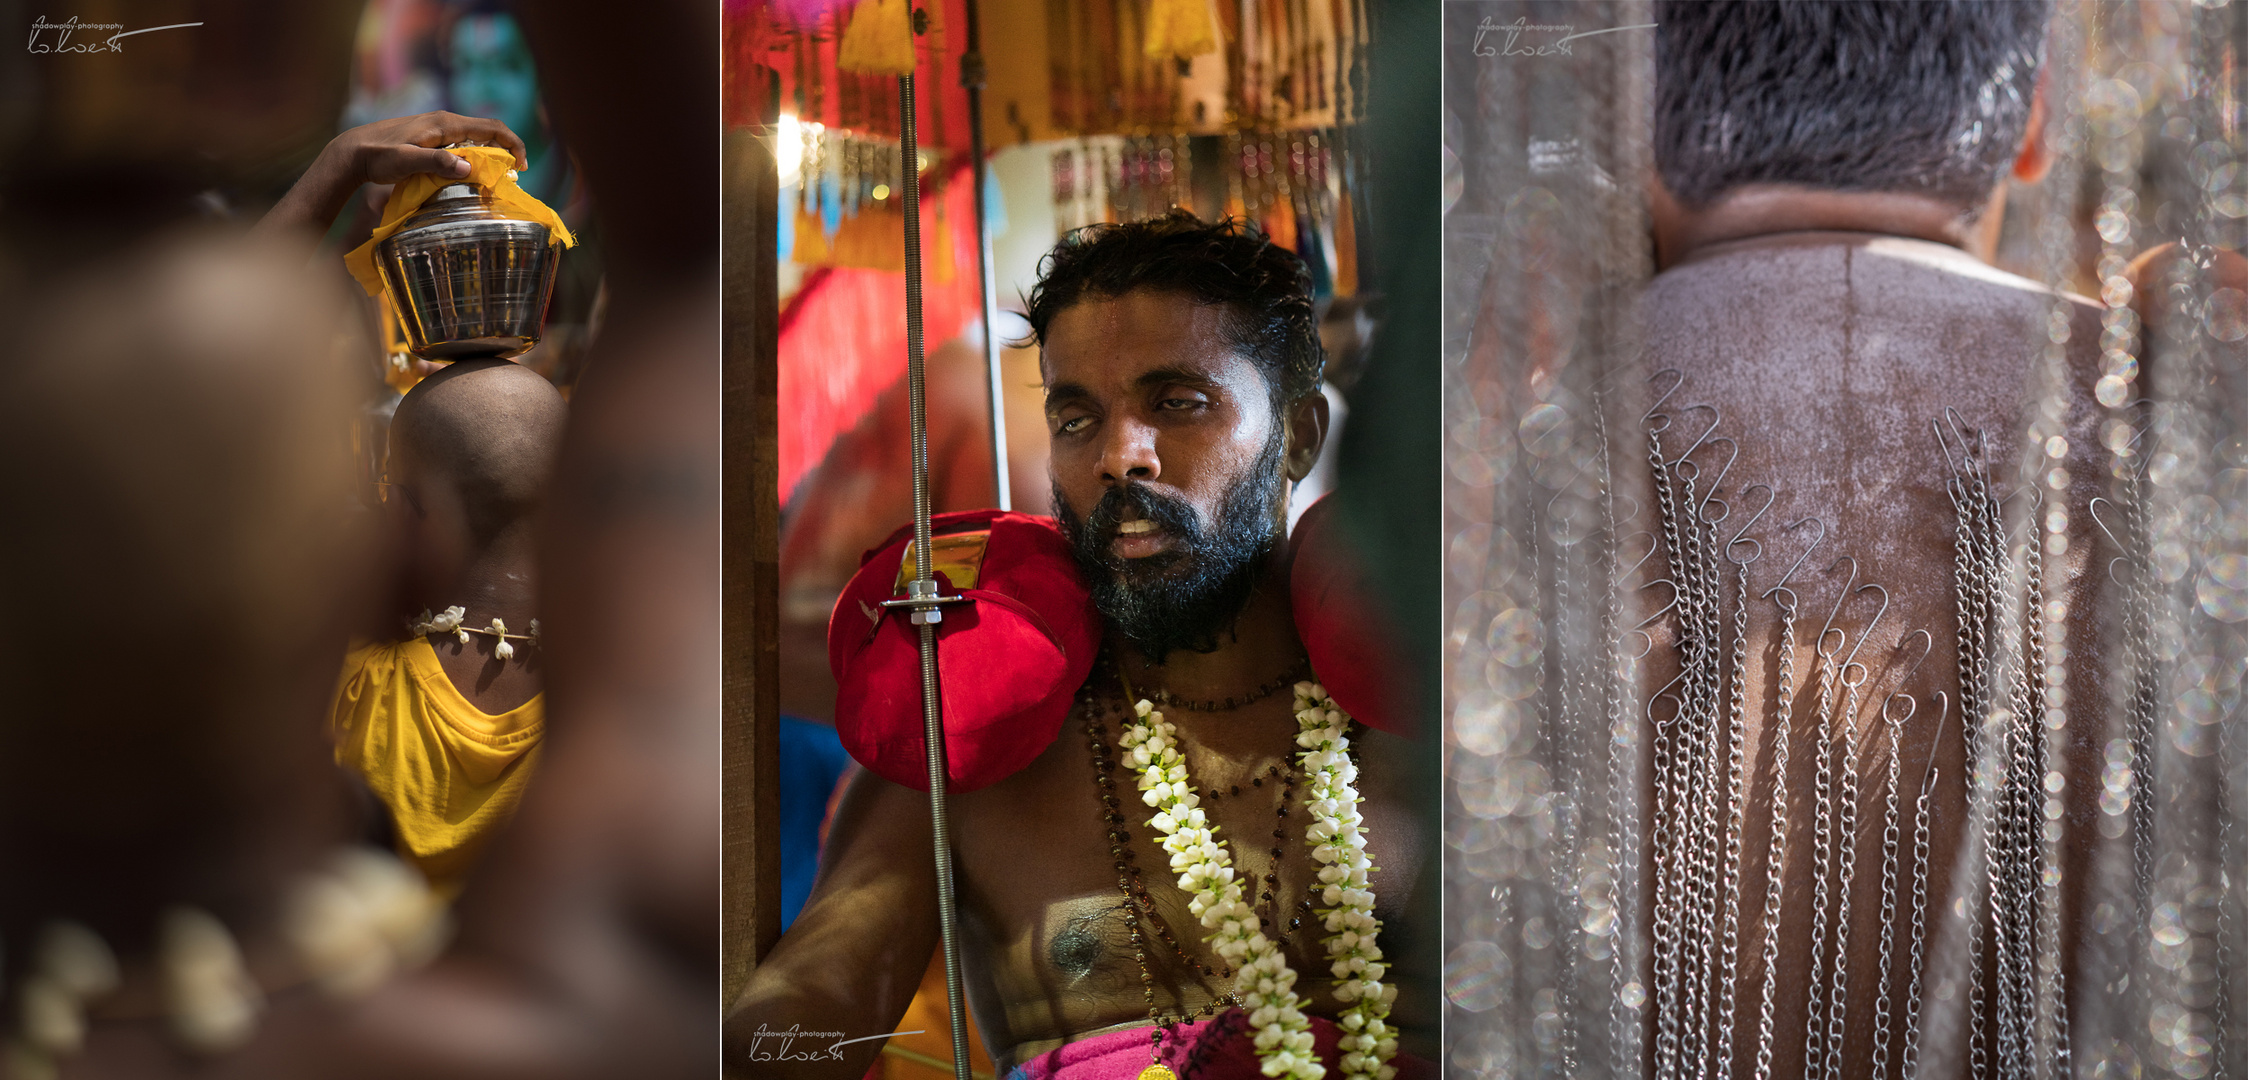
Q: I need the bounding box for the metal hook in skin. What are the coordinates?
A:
[2087,496,2130,551]
[1634,578,1682,631]
[1921,691,1952,794]
[1882,687,1919,725]
[2102,402,2153,468]
[2088,496,2136,586]
[1937,408,1979,477]
[1761,516,1827,601]
[1842,660,1871,690]
[1619,530,1660,580]
[1881,629,1936,725]
[1840,583,1892,673]
[1772,585,1801,618]
[1932,417,1967,481]
[1612,492,1643,527]
[1643,368,1685,422]
[1627,578,1681,662]
[1948,408,1980,462]
[1725,484,1777,567]
[1648,665,1692,726]
[1695,438,1743,522]
[1815,555,1861,659]
[1668,404,1724,470]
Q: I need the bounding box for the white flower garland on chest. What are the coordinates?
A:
[1116,680,1398,1080]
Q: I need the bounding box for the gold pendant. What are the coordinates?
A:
[1135,1066,1178,1080]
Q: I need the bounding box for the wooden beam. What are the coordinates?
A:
[722,105,783,1007]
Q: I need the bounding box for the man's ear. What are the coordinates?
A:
[406,476,476,602]
[1648,172,1687,272]
[2011,70,2053,184]
[1282,390,1330,483]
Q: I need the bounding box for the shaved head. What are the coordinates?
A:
[390,358,568,548]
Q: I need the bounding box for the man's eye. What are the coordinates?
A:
[1058,416,1091,434]
[1159,397,1201,410]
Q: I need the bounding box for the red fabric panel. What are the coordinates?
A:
[1291,494,1417,738]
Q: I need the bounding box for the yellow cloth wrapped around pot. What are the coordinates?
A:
[344,145,577,300]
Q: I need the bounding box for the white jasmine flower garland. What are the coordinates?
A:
[406,607,540,660]
[1117,681,1396,1080]
[1292,682,1398,1080]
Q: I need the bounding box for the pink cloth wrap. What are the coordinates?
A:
[1003,1011,1435,1080]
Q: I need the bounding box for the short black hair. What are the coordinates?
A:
[1655,0,2049,213]
[1023,210,1323,406]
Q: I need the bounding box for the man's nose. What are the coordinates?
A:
[1098,418,1160,485]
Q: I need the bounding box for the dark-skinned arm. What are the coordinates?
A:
[253,111,528,247]
[725,769,945,1078]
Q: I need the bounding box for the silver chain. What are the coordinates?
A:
[1645,418,1687,1080]
[1821,669,1865,1080]
[1749,583,1795,1080]
[1547,452,1587,1080]
[1802,628,1841,1079]
[1871,682,1910,1080]
[1904,756,1940,1079]
[1713,558,1750,1079]
[1682,460,1722,1080]
[1599,391,1644,1077]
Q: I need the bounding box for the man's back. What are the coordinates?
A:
[1628,231,2111,1076]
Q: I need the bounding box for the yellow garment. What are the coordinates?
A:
[343,145,578,300]
[330,637,544,896]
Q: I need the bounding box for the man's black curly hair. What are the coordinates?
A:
[1023,210,1323,407]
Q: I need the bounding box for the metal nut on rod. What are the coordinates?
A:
[880,579,969,625]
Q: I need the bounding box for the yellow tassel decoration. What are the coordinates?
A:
[1144,0,1218,60]
[836,0,917,76]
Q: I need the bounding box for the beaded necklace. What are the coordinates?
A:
[1082,649,1397,1080]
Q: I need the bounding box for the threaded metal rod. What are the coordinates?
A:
[899,70,972,1080]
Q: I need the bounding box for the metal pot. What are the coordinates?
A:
[375,183,562,361]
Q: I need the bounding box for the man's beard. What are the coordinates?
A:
[1054,429,1287,664]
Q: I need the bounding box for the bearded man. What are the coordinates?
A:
[729,212,1435,1078]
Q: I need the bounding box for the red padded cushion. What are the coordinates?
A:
[829,510,1100,792]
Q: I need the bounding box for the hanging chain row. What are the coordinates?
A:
[1634,392,2080,1078]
